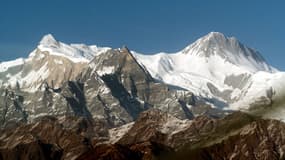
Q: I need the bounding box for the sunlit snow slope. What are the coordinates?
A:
[133,32,285,112]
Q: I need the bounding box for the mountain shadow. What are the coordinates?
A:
[101,73,145,119]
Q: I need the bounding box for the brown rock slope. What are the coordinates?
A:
[1,109,285,160]
[0,116,108,160]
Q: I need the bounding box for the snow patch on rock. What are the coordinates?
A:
[96,66,115,76]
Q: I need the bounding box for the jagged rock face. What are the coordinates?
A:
[2,110,285,160]
[169,119,285,160]
[0,115,172,160]
[0,116,108,160]
[0,89,28,125]
[89,47,196,120]
[196,119,285,160]
[0,85,71,126]
[117,109,253,148]
[118,109,170,145]
[115,110,285,160]
[168,111,256,149]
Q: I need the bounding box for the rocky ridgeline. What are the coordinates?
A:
[1,109,285,160]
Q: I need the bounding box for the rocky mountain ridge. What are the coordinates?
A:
[1,109,285,160]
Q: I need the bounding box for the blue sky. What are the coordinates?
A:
[1,0,285,70]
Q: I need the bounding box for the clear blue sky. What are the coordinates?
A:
[1,0,285,70]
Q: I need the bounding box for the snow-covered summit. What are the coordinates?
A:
[0,34,111,90]
[39,34,58,46]
[34,34,110,63]
[133,32,284,111]
[182,32,276,73]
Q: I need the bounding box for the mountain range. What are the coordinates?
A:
[0,32,285,160]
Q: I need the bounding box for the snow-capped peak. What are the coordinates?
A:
[39,34,58,47]
[182,32,227,54]
[203,32,242,48]
[34,34,110,63]
[133,32,281,110]
[182,32,243,56]
[181,32,275,73]
[204,31,227,42]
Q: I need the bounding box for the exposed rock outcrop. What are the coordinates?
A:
[1,110,285,160]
